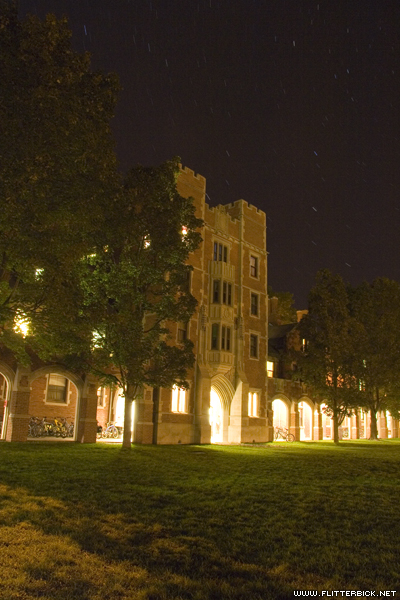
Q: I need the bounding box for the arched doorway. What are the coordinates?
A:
[0,373,9,439]
[272,398,289,430]
[299,400,313,440]
[210,388,223,443]
[28,369,80,440]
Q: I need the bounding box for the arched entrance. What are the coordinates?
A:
[209,375,234,444]
[272,398,290,430]
[28,368,81,440]
[299,400,313,440]
[0,363,15,440]
[0,372,10,439]
[96,387,134,441]
[210,388,223,443]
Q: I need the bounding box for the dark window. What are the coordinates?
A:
[213,242,228,262]
[47,374,68,403]
[250,255,258,278]
[221,326,232,352]
[223,282,232,305]
[177,324,187,342]
[213,280,221,303]
[250,334,258,358]
[211,324,219,349]
[251,293,258,316]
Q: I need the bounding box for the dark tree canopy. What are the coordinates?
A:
[0,2,120,333]
[295,270,360,443]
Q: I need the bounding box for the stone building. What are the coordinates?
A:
[0,166,271,444]
[267,298,400,441]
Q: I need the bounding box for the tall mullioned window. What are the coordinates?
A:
[171,386,187,413]
[222,282,232,305]
[213,242,228,262]
[248,392,259,417]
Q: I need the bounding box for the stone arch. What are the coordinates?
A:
[0,362,15,440]
[210,374,235,443]
[271,394,291,431]
[28,366,84,441]
[298,396,314,440]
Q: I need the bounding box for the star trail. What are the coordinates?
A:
[19,0,400,307]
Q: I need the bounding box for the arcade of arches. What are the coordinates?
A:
[271,396,400,440]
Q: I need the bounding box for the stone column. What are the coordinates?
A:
[6,366,31,442]
[313,406,323,440]
[76,375,98,443]
[378,411,388,439]
[391,417,399,439]
[290,401,300,441]
[351,412,360,440]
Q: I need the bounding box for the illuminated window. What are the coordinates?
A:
[213,242,228,262]
[250,334,259,359]
[97,387,106,408]
[250,255,258,278]
[171,386,187,413]
[248,392,259,417]
[46,374,68,404]
[251,293,259,316]
[267,361,274,378]
[143,235,151,248]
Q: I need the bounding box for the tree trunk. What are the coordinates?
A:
[152,387,160,445]
[332,412,340,444]
[369,409,379,440]
[122,385,135,449]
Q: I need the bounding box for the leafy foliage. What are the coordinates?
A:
[295,270,360,442]
[350,278,400,438]
[30,159,203,447]
[0,2,120,335]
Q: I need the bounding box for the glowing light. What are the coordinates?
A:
[14,316,29,337]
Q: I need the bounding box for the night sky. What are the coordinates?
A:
[19,1,400,308]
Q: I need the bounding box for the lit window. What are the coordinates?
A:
[143,235,151,248]
[250,334,259,359]
[46,374,68,404]
[267,361,274,378]
[97,387,106,408]
[250,255,258,278]
[251,293,259,316]
[248,392,259,417]
[171,386,187,413]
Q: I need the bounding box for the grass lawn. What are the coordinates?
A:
[0,440,399,599]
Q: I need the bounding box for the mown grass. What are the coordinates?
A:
[0,440,399,599]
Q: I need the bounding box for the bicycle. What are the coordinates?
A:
[274,426,295,442]
[101,422,120,439]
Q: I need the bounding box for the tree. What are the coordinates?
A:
[295,270,360,443]
[267,287,297,324]
[350,278,400,439]
[0,3,120,336]
[30,159,203,449]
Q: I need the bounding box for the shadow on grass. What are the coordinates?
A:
[1,441,400,599]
